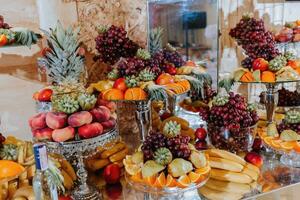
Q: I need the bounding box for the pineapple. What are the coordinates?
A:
[163,121,181,138]
[149,27,163,55]
[107,68,119,80]
[269,55,287,72]
[154,147,173,166]
[168,158,193,177]
[78,93,97,111]
[212,96,229,106]
[139,68,156,81]
[141,160,165,178]
[37,21,85,85]
[136,48,151,60]
[125,75,139,88]
[52,94,80,114]
[145,84,168,101]
[0,144,18,161]
[285,110,300,124]
[97,25,108,34]
[12,27,38,47]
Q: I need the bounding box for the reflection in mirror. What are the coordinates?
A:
[147,0,218,87]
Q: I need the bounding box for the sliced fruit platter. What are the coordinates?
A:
[30,85,117,142]
[123,123,210,194]
[200,149,261,200]
[0,15,40,47]
[275,20,300,43]
[258,110,300,153]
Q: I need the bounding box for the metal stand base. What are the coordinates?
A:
[262,83,278,123]
[72,186,101,200]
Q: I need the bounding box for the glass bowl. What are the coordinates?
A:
[208,124,257,153]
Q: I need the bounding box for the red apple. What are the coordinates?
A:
[195,127,207,140]
[245,152,263,168]
[103,164,121,184]
[52,126,75,142]
[78,122,103,139]
[105,183,122,199]
[38,88,53,102]
[113,78,127,92]
[165,63,177,75]
[32,128,53,141]
[46,112,67,129]
[29,113,47,130]
[90,106,111,122]
[195,140,207,150]
[252,58,269,72]
[68,111,93,127]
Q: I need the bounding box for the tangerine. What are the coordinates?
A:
[153,172,166,188]
[144,175,157,186]
[188,171,203,183]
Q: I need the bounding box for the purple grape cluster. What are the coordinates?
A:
[141,132,167,161]
[163,49,185,68]
[229,16,280,67]
[0,15,10,29]
[116,57,146,76]
[277,122,300,134]
[166,135,191,160]
[95,25,139,65]
[278,88,300,107]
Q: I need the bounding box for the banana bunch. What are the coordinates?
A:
[200,149,260,200]
[86,141,128,172]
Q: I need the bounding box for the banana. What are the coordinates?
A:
[27,165,36,179]
[12,186,35,200]
[242,166,259,181]
[209,157,244,172]
[18,170,27,181]
[61,170,74,190]
[101,142,126,159]
[245,163,260,174]
[199,186,243,200]
[25,142,33,158]
[60,159,76,181]
[109,147,128,162]
[210,168,252,184]
[18,179,29,188]
[205,178,251,194]
[206,149,246,166]
[13,197,27,200]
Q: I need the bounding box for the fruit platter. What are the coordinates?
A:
[0,15,40,47]
[199,92,259,153]
[123,121,210,196]
[275,20,300,43]
[228,14,300,83]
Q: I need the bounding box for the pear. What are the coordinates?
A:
[190,151,207,168]
[280,130,300,141]
[267,123,279,137]
[141,160,165,178]
[168,158,193,177]
[132,151,144,164]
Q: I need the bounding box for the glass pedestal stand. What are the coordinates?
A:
[135,100,152,141]
[46,128,119,200]
[260,83,279,124]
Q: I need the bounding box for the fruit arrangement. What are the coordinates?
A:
[199,92,259,153]
[200,149,260,200]
[275,20,300,43]
[86,141,128,173]
[259,110,300,152]
[29,86,117,142]
[0,16,39,47]
[0,135,76,199]
[124,123,210,190]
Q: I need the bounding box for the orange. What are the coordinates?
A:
[195,165,211,175]
[295,67,300,75]
[294,142,300,153]
[261,71,275,83]
[144,175,157,186]
[156,73,175,85]
[177,80,191,91]
[130,171,143,183]
[102,88,124,100]
[270,139,282,149]
[188,171,203,183]
[263,136,274,146]
[280,141,296,150]
[0,160,25,179]
[240,72,254,82]
[124,88,148,101]
[166,174,177,187]
[176,175,191,188]
[153,172,166,188]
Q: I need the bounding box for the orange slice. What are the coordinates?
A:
[131,171,143,183]
[270,139,282,149]
[280,141,296,150]
[258,129,267,138]
[188,171,203,183]
[144,175,157,186]
[294,142,300,153]
[263,136,274,146]
[195,165,211,175]
[154,172,166,188]
[176,175,191,188]
[166,174,177,187]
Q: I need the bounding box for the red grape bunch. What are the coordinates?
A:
[278,88,300,107]
[95,25,139,65]
[117,57,146,77]
[229,15,280,69]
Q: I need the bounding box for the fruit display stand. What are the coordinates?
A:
[46,128,118,200]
